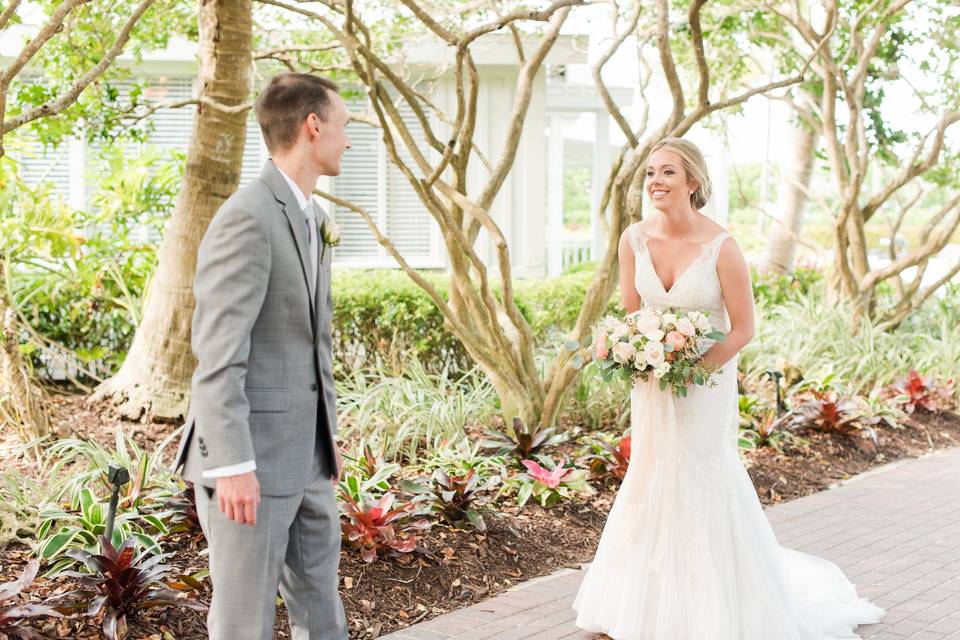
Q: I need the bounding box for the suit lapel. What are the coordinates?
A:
[314,204,330,326]
[261,161,317,329]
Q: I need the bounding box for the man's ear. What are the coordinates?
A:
[303,112,320,141]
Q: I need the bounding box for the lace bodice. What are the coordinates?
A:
[628,225,730,332]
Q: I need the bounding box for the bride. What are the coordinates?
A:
[572,137,883,639]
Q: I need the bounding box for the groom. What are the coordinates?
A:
[175,73,351,639]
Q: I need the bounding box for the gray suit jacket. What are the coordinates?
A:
[175,160,338,496]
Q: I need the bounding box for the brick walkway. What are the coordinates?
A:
[380,447,960,640]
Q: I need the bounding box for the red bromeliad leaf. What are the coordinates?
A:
[618,435,631,461]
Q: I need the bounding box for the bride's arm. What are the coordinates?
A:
[702,237,755,367]
[618,228,642,313]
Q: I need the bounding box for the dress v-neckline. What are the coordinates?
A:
[636,228,726,295]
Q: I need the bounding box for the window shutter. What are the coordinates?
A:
[385,103,432,258]
[143,77,195,155]
[240,120,265,186]
[18,138,72,195]
[331,100,380,259]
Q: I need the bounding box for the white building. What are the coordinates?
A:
[3,30,730,278]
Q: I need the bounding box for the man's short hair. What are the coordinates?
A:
[254,73,340,153]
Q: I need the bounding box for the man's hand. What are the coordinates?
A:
[216,471,260,526]
[333,445,344,485]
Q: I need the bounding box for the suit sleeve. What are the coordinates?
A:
[191,204,271,472]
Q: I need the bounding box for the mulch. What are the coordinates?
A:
[1,393,958,639]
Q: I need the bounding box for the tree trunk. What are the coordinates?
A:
[764,116,818,273]
[92,0,253,420]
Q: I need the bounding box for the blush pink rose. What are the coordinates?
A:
[676,318,696,336]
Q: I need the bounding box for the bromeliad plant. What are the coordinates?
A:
[0,560,62,640]
[578,433,631,481]
[737,395,795,453]
[43,427,182,511]
[408,440,509,482]
[787,389,878,445]
[508,456,593,508]
[161,482,202,537]
[338,491,430,564]
[37,486,166,576]
[337,443,401,505]
[63,536,205,640]
[480,416,565,462]
[884,370,956,414]
[400,469,501,532]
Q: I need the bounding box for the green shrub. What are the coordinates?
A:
[332,267,622,376]
[750,264,824,308]
[2,146,180,379]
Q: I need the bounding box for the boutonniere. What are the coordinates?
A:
[320,218,341,261]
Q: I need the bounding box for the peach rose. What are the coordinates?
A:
[595,334,609,360]
[666,331,687,351]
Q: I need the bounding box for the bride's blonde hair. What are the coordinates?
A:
[648,137,712,210]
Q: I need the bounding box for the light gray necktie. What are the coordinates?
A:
[304,203,318,293]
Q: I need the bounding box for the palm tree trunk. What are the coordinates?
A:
[92,0,253,419]
[764,117,818,273]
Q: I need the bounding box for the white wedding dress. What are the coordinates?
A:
[573,227,883,639]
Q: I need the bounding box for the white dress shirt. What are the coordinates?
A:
[202,165,318,479]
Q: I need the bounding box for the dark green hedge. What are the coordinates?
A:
[331,263,823,376]
[331,266,621,375]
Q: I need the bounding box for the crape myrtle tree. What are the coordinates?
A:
[0,0,167,438]
[764,0,960,330]
[252,0,809,429]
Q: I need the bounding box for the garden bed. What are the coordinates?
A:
[1,394,958,638]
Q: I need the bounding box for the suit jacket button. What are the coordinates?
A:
[310,383,318,391]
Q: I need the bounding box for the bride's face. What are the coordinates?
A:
[646,149,697,212]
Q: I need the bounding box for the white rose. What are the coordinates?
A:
[653,363,670,379]
[662,313,678,327]
[610,321,631,342]
[611,342,638,364]
[635,311,661,334]
[644,341,665,366]
[321,218,342,246]
[644,329,665,343]
[634,349,649,368]
[677,318,696,336]
[695,316,712,332]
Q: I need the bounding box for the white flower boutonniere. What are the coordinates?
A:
[320,218,341,261]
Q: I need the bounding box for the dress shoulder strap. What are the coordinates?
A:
[627,224,648,257]
[705,231,731,264]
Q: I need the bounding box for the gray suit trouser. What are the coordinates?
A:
[196,475,348,640]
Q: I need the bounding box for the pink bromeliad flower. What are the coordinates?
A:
[522,459,572,489]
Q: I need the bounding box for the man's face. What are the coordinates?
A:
[308,93,351,177]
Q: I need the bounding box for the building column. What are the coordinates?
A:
[589,111,609,260]
[546,114,565,276]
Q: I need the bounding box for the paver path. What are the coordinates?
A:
[380,447,960,640]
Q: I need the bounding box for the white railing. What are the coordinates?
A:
[561,239,592,272]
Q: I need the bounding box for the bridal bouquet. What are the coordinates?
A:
[589,308,726,396]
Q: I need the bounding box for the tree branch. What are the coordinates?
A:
[591,0,642,148]
[861,112,960,222]
[2,0,159,136]
[475,5,572,212]
[859,193,960,291]
[688,0,710,107]
[0,0,23,32]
